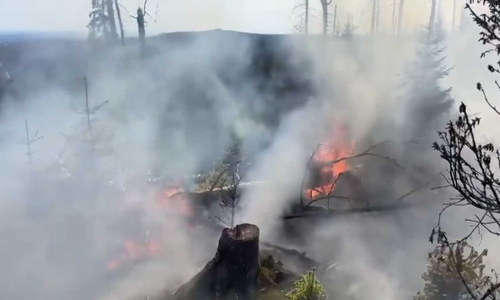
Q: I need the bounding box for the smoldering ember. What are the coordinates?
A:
[3,1,500,300]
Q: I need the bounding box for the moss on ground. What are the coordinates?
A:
[258,253,283,286]
[257,252,295,299]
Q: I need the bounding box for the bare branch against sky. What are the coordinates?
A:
[0,0,486,35]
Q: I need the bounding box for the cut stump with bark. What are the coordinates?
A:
[171,223,260,300]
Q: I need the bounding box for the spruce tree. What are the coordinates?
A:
[88,0,109,40]
[402,24,454,142]
[87,0,117,43]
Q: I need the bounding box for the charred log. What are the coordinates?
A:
[170,223,260,300]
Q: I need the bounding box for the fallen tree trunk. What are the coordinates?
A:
[171,223,260,300]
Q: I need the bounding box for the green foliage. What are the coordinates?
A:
[286,269,326,300]
[415,242,491,300]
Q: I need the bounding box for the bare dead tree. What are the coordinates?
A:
[392,0,397,33]
[452,0,458,31]
[305,0,310,35]
[341,14,357,38]
[20,119,43,175]
[83,76,92,134]
[80,76,109,136]
[215,157,246,228]
[0,61,16,111]
[291,3,316,34]
[114,0,125,45]
[137,7,146,55]
[320,0,333,36]
[106,0,118,41]
[131,0,155,57]
[79,76,109,194]
[371,0,379,34]
[227,170,241,227]
[428,0,438,33]
[397,0,405,35]
[332,4,338,35]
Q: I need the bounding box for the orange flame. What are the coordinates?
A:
[155,184,194,218]
[106,238,161,270]
[305,124,354,200]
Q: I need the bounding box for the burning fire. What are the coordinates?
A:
[305,124,354,200]
[155,184,194,218]
[106,181,194,271]
[106,237,161,270]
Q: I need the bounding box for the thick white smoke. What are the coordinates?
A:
[0,1,499,300]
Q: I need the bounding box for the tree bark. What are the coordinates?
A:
[332,4,337,35]
[428,0,437,32]
[106,0,118,41]
[171,224,260,300]
[452,0,457,31]
[392,0,396,33]
[114,0,125,45]
[305,0,309,35]
[137,8,146,57]
[320,0,332,37]
[397,0,405,35]
[371,0,378,34]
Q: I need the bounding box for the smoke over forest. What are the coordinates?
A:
[1,1,500,300]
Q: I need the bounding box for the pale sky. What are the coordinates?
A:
[0,0,483,36]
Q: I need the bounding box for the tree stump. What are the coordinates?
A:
[171,223,260,300]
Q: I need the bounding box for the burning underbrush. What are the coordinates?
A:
[302,123,358,207]
[104,122,376,275]
[101,118,426,300]
[105,183,200,272]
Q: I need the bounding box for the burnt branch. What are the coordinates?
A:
[209,166,230,192]
[299,143,323,208]
[282,201,409,220]
[19,119,43,175]
[217,157,245,227]
[433,104,500,299]
[482,283,500,300]
[433,2,500,298]
[434,103,500,237]
[299,140,415,211]
[319,140,404,169]
[466,2,500,70]
[298,179,435,216]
